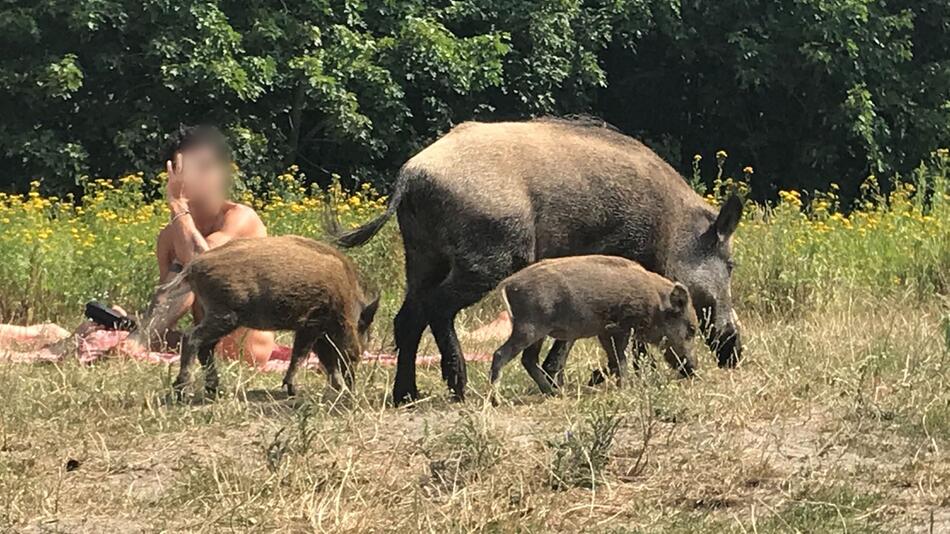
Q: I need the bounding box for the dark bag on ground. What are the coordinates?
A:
[84,301,136,331]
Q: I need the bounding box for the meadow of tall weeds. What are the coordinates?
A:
[0,151,948,532]
[0,151,947,327]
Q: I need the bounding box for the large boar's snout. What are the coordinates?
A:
[715,328,741,368]
[713,310,742,368]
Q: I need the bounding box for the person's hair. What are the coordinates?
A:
[160,124,232,166]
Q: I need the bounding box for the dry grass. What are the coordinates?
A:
[1,291,947,533]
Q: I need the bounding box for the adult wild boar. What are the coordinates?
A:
[336,118,743,404]
[147,235,379,398]
[491,255,699,401]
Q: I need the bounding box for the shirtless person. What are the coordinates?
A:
[124,125,276,366]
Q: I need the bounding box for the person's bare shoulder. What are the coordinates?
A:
[222,201,267,237]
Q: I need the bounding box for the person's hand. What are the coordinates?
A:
[166,152,190,214]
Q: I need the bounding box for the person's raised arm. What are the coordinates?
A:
[165,153,211,264]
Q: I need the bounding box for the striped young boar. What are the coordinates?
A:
[490,255,698,399]
[152,235,378,398]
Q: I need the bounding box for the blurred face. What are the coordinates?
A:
[183,144,230,214]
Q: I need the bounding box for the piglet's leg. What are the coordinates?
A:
[520,340,556,396]
[629,340,652,372]
[540,340,574,388]
[283,329,319,397]
[173,332,199,401]
[189,313,237,398]
[489,324,542,405]
[196,341,220,397]
[596,331,630,387]
[314,337,345,390]
[337,326,361,392]
[314,326,360,399]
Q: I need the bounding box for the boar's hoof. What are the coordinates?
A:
[588,368,608,387]
[489,391,502,408]
[172,380,188,403]
[284,382,297,397]
[392,386,421,407]
[677,366,696,379]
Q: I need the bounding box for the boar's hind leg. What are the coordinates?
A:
[519,340,556,396]
[282,329,319,397]
[425,269,508,402]
[174,314,236,399]
[391,296,427,405]
[392,246,451,405]
[490,325,542,391]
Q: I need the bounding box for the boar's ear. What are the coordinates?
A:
[359,295,380,330]
[713,194,743,241]
[668,283,690,314]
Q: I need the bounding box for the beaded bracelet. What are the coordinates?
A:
[170,210,191,224]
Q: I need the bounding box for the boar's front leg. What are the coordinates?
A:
[314,326,360,394]
[283,329,319,397]
[629,340,651,372]
[590,331,631,387]
[540,340,574,388]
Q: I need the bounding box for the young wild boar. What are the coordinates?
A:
[154,235,378,398]
[490,255,698,399]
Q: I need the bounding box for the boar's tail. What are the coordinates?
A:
[499,285,515,321]
[136,267,193,336]
[333,165,413,248]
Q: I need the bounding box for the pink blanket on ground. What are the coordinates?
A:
[75,330,494,371]
[0,314,514,371]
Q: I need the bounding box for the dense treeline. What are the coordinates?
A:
[1,0,948,200]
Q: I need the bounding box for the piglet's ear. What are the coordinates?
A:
[714,194,743,241]
[668,283,690,314]
[359,296,380,330]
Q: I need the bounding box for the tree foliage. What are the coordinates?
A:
[1,0,948,198]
